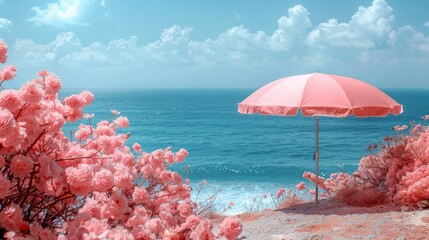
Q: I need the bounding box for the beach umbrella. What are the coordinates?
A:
[238,72,403,203]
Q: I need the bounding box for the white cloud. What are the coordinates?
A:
[59,36,141,67]
[188,5,311,67]
[144,25,193,64]
[307,0,394,48]
[100,0,105,7]
[28,0,86,28]
[14,32,82,65]
[424,22,429,28]
[390,26,429,54]
[11,0,429,76]
[0,18,12,32]
[357,25,429,65]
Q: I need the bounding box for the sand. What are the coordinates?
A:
[234,199,429,240]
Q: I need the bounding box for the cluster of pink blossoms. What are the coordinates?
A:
[0,39,242,239]
[300,121,429,209]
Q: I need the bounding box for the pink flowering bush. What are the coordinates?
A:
[301,120,429,209]
[0,39,242,239]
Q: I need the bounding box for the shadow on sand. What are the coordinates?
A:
[274,198,401,216]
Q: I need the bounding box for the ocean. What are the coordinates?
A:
[60,88,429,214]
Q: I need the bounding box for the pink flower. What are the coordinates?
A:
[0,65,16,81]
[20,81,43,103]
[132,186,149,204]
[189,220,214,240]
[65,163,94,195]
[75,124,92,141]
[92,169,114,192]
[95,121,115,136]
[83,113,94,119]
[296,182,306,191]
[102,190,129,219]
[10,155,34,177]
[0,175,11,198]
[424,115,429,121]
[177,184,191,199]
[97,135,116,154]
[1,121,26,148]
[393,124,408,131]
[219,217,242,240]
[175,148,188,163]
[111,226,135,239]
[276,188,285,198]
[159,170,172,184]
[262,193,267,198]
[38,70,48,77]
[111,109,120,115]
[164,150,174,164]
[177,203,193,218]
[113,162,136,189]
[44,74,62,96]
[43,111,65,133]
[303,171,312,178]
[0,108,16,138]
[80,218,110,239]
[171,171,182,184]
[0,39,7,63]
[79,197,102,218]
[64,94,85,109]
[79,90,94,106]
[0,89,23,112]
[126,206,149,228]
[132,142,142,153]
[114,116,129,128]
[145,218,164,234]
[184,215,201,230]
[0,203,24,232]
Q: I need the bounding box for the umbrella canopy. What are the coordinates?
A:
[238,72,403,203]
[238,73,402,117]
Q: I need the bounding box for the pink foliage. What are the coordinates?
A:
[219,217,243,240]
[10,155,34,177]
[0,204,25,232]
[276,188,286,198]
[132,142,142,153]
[296,182,306,191]
[0,40,7,63]
[114,116,129,128]
[0,109,16,138]
[335,187,387,207]
[0,175,11,198]
[0,39,242,239]
[176,148,188,163]
[300,120,429,209]
[0,65,16,81]
[0,90,23,112]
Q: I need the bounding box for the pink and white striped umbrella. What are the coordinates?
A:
[238,73,403,203]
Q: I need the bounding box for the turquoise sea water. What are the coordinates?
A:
[61,89,429,214]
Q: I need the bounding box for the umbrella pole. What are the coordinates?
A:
[315,116,319,204]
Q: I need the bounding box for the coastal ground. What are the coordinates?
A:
[223,199,429,240]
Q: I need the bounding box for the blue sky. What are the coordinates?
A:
[0,0,428,89]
